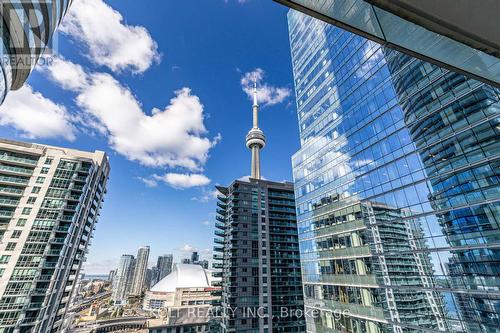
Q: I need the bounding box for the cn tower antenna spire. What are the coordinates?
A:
[253,78,258,107]
[246,79,266,179]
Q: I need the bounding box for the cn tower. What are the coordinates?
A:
[245,81,266,179]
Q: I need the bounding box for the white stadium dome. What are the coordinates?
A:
[150,264,215,293]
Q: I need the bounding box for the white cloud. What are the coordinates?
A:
[180,244,197,253]
[201,220,210,226]
[241,68,290,106]
[41,57,219,171]
[61,0,160,73]
[0,85,75,140]
[138,177,158,188]
[40,57,89,91]
[153,173,210,189]
[76,75,217,170]
[191,188,219,202]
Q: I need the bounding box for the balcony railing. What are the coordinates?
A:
[0,165,33,175]
[0,175,28,185]
[0,210,14,218]
[0,198,19,206]
[0,186,24,196]
[0,154,37,166]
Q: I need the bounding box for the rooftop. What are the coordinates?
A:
[150,264,215,293]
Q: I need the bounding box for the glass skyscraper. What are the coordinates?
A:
[288,10,499,333]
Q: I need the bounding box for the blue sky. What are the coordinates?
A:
[0,0,301,273]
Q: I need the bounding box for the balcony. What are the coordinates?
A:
[0,164,33,176]
[304,298,385,322]
[213,246,224,253]
[214,230,225,237]
[214,237,224,244]
[0,175,28,185]
[0,154,37,166]
[26,302,43,310]
[212,262,223,269]
[217,201,227,209]
[46,249,62,256]
[216,208,225,215]
[50,238,66,245]
[60,215,74,222]
[72,184,84,192]
[55,226,71,233]
[42,262,58,269]
[0,198,19,207]
[0,186,24,196]
[213,254,223,260]
[216,215,225,223]
[38,274,54,281]
[215,222,225,230]
[0,210,14,218]
[64,204,78,211]
[74,175,88,183]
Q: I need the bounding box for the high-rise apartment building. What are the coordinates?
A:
[213,85,305,333]
[156,254,173,282]
[130,246,150,296]
[287,10,499,333]
[112,254,135,305]
[0,0,73,104]
[191,251,199,264]
[108,269,116,283]
[0,138,109,332]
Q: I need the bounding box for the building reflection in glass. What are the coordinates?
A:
[384,49,500,333]
[287,9,499,333]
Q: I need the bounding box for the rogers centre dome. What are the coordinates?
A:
[143,264,220,311]
[151,263,215,292]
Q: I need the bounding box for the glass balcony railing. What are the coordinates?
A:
[0,210,14,217]
[0,175,29,185]
[304,297,386,322]
[0,186,24,195]
[0,154,38,166]
[0,198,19,206]
[0,164,33,175]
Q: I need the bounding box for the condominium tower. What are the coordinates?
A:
[156,254,173,282]
[0,0,73,104]
[287,10,499,333]
[0,138,109,332]
[213,86,305,332]
[111,254,135,305]
[130,246,150,295]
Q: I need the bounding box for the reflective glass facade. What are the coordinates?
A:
[384,50,500,333]
[288,10,499,333]
[0,0,73,103]
[276,0,500,88]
